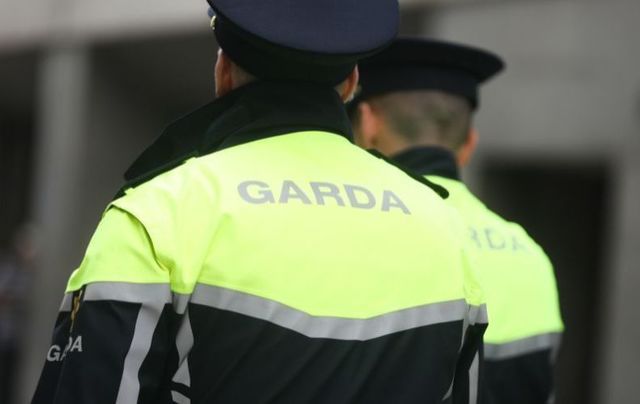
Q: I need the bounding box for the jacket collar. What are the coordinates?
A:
[391,146,461,181]
[121,81,352,192]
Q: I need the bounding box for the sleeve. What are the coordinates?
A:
[451,220,489,404]
[483,334,562,404]
[31,207,180,404]
[482,238,563,404]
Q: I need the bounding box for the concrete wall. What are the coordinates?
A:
[429,0,639,157]
[0,0,207,49]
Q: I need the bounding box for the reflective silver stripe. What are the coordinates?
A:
[173,293,191,315]
[84,282,172,304]
[59,293,73,312]
[171,390,190,404]
[443,304,485,403]
[469,304,488,325]
[84,283,167,403]
[443,315,467,402]
[191,284,468,340]
[172,310,194,388]
[550,332,562,364]
[547,392,556,404]
[469,351,480,404]
[82,283,191,402]
[460,307,470,353]
[485,332,563,360]
[114,298,165,403]
[442,379,454,401]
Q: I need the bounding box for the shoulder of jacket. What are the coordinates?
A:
[112,156,223,224]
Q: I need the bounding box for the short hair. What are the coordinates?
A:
[363,90,473,150]
[228,54,355,99]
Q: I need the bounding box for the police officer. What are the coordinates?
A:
[32,3,487,403]
[350,37,564,404]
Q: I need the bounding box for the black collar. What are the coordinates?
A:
[391,146,461,181]
[119,81,352,194]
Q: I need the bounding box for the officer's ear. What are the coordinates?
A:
[215,49,234,98]
[457,127,479,167]
[339,67,359,103]
[354,101,382,149]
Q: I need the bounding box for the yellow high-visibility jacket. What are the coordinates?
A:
[33,83,487,404]
[394,146,563,404]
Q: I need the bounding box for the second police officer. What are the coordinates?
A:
[350,38,564,404]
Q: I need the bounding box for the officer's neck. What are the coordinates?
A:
[390,145,461,181]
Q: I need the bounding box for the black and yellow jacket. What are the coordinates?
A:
[394,146,564,404]
[33,82,487,404]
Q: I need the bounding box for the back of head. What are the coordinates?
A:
[364,90,472,151]
[350,37,504,153]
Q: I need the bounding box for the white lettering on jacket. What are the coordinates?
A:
[238,180,411,215]
[46,336,83,362]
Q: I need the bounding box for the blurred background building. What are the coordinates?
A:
[0,0,639,403]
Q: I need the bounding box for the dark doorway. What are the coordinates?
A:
[479,158,610,404]
[0,50,37,248]
[0,116,35,246]
[0,50,37,404]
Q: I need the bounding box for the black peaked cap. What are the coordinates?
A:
[353,37,505,109]
[206,0,399,85]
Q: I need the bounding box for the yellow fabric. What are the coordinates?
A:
[67,131,484,319]
[428,176,564,343]
[66,207,170,291]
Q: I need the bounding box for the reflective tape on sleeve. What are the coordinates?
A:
[485,332,562,360]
